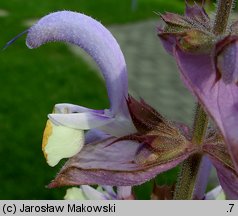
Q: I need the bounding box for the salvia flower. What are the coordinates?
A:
[46,95,198,188]
[25,8,238,199]
[26,11,136,166]
[64,186,133,200]
[25,11,197,188]
[205,185,225,200]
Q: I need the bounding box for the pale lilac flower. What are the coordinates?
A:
[46,96,197,188]
[25,11,197,188]
[25,9,238,199]
[205,186,225,200]
[26,11,135,137]
[64,186,133,200]
[26,11,136,166]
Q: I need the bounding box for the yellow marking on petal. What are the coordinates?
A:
[42,120,84,167]
[42,120,53,160]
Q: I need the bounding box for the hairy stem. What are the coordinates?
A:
[174,104,208,200]
[192,104,209,145]
[213,0,234,35]
[174,153,203,200]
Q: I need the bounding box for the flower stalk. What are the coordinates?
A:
[174,153,203,200]
[192,104,209,145]
[213,0,234,35]
[174,104,208,200]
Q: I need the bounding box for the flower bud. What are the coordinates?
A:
[178,29,213,53]
[159,7,214,54]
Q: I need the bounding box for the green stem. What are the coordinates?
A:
[192,104,209,145]
[173,154,203,200]
[173,104,208,200]
[213,0,234,35]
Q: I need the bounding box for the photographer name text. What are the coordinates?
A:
[2,203,116,214]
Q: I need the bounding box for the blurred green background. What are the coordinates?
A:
[0,0,216,199]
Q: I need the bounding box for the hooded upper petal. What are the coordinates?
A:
[174,46,238,172]
[26,11,136,138]
[26,11,128,116]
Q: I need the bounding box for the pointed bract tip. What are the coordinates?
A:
[47,176,68,188]
[47,181,58,189]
